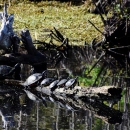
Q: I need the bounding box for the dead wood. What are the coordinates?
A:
[0,3,14,50]
[0,4,47,73]
[53,86,122,97]
[34,85,123,101]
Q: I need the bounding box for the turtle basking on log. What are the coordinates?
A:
[49,80,59,91]
[65,77,78,90]
[21,70,47,88]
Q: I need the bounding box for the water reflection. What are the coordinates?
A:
[0,86,127,130]
[0,62,129,130]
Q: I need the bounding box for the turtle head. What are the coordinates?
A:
[42,70,47,78]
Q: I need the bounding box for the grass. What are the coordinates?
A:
[0,1,103,45]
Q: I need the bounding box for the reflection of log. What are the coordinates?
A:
[41,92,122,124]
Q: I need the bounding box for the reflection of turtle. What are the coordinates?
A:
[0,63,21,79]
[24,90,40,101]
[40,78,55,87]
[22,70,47,87]
[65,77,78,90]
[49,80,59,91]
[24,90,47,107]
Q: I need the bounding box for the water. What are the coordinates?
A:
[0,60,128,130]
[0,45,128,130]
[0,86,128,130]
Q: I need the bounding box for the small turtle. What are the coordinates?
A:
[22,70,47,87]
[49,80,59,91]
[40,78,55,86]
[65,77,78,90]
[57,78,68,88]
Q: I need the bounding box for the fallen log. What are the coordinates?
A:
[0,79,123,124]
[53,85,122,97]
[35,85,122,101]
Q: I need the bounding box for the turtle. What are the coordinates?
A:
[22,70,47,87]
[49,80,59,91]
[57,78,68,88]
[65,77,78,90]
[40,78,55,87]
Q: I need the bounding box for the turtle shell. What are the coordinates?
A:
[41,78,55,86]
[65,77,77,89]
[24,73,42,86]
[23,70,47,87]
[49,80,59,91]
[57,79,67,87]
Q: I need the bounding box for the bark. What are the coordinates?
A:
[0,3,14,50]
[0,4,47,73]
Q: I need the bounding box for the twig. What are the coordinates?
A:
[88,20,105,36]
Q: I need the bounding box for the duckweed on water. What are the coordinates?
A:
[0,1,103,45]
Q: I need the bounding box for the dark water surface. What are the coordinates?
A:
[0,54,129,130]
[0,91,129,130]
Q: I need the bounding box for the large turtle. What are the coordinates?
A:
[22,70,47,87]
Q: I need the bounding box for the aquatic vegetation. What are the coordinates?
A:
[0,1,103,45]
